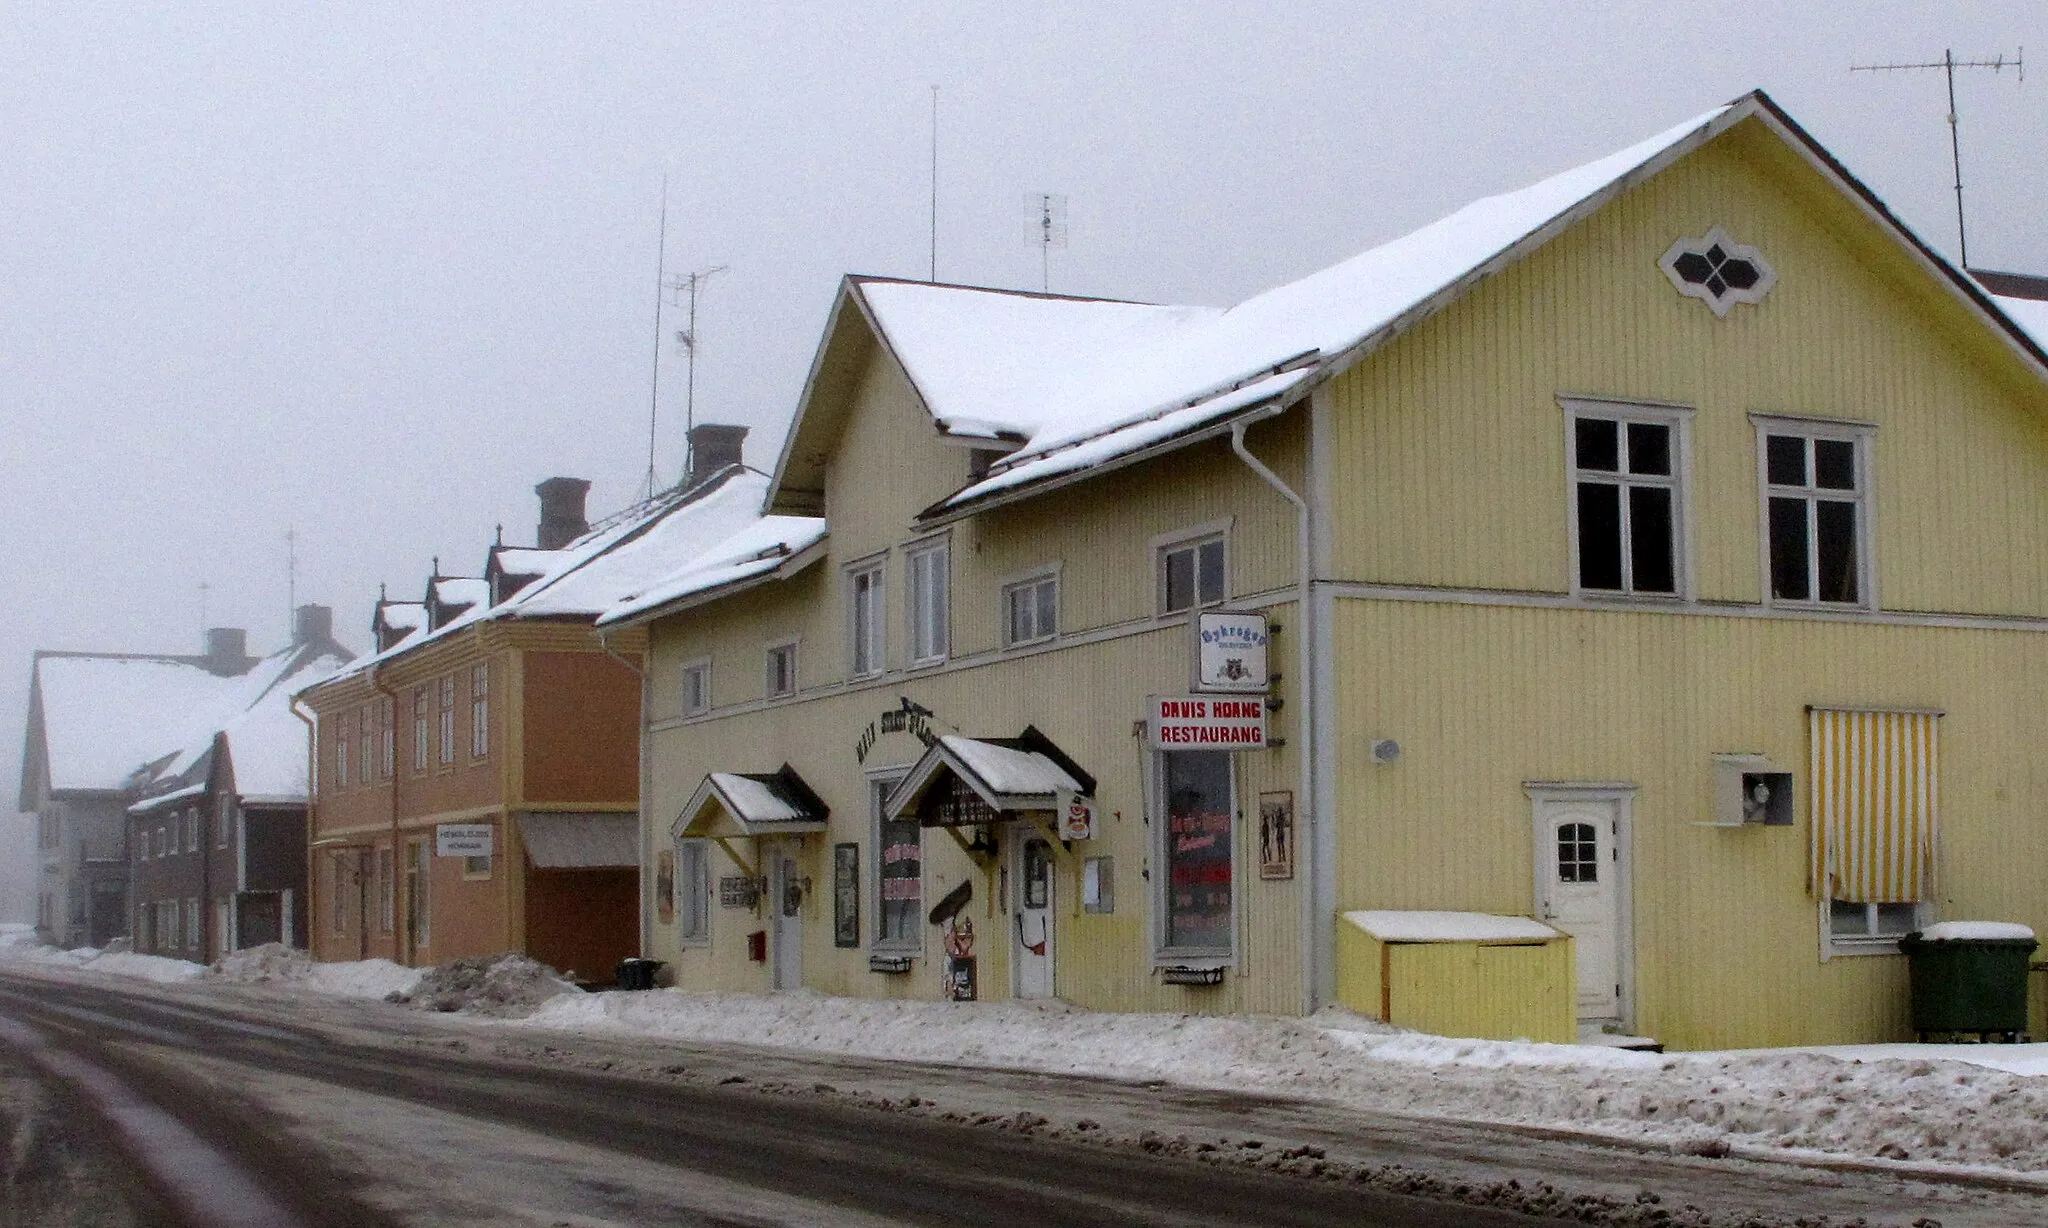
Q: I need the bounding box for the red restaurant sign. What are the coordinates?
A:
[1149,696,1266,750]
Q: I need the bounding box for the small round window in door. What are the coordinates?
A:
[1557,823,1598,883]
[1024,841,1051,909]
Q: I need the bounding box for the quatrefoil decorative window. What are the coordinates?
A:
[1659,227,1776,317]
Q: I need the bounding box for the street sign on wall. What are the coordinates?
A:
[1193,610,1269,693]
[1148,696,1266,750]
[436,824,494,857]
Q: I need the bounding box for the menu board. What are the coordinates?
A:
[1163,751,1234,952]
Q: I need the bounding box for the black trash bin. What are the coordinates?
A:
[1898,923,2037,1042]
[615,957,665,991]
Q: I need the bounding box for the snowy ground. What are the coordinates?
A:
[10,925,2048,1188]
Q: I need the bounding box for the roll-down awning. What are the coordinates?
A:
[518,812,640,868]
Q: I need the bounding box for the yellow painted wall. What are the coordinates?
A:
[1323,116,2048,613]
[1329,597,2048,1050]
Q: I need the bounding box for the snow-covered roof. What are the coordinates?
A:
[376,602,425,631]
[490,547,558,578]
[33,648,304,795]
[431,576,490,610]
[145,648,347,805]
[128,782,204,814]
[883,732,1090,821]
[1992,296,2048,352]
[320,469,782,687]
[675,767,830,839]
[1343,911,1562,944]
[595,511,827,627]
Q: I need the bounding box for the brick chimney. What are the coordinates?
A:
[534,477,592,550]
[687,424,748,489]
[293,604,333,648]
[202,627,252,676]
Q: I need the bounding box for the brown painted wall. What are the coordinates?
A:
[521,651,640,805]
[522,866,636,982]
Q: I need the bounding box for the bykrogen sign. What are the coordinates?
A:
[1149,696,1266,749]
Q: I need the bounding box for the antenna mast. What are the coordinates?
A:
[929,85,940,281]
[643,178,670,500]
[286,527,298,634]
[1852,47,2023,268]
[667,265,729,483]
[1025,193,1069,292]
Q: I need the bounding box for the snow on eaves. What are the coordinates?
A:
[1992,294,2048,352]
[596,513,827,627]
[855,102,1733,517]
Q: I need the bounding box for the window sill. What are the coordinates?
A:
[1003,635,1056,651]
[905,657,948,672]
[1826,936,1907,957]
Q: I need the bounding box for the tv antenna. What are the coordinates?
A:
[642,177,670,500]
[1025,193,1068,292]
[667,264,728,484]
[929,85,939,281]
[286,527,298,635]
[1851,47,2023,268]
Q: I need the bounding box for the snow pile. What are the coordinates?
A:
[517,988,2048,1176]
[210,944,424,999]
[0,924,42,950]
[0,940,208,983]
[388,952,581,1016]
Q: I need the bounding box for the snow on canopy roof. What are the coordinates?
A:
[938,735,1080,799]
[35,645,307,794]
[1343,910,1562,944]
[597,511,827,627]
[851,102,1735,519]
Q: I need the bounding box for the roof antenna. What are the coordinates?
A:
[1852,47,2023,269]
[929,85,940,281]
[286,526,298,639]
[668,265,728,484]
[1025,193,1069,292]
[642,177,670,501]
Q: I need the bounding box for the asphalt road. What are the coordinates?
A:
[0,971,1547,1227]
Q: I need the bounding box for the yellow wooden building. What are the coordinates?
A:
[601,90,2048,1050]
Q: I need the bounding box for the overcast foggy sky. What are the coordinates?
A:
[5,2,2046,803]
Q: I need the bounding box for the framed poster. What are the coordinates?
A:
[833,842,860,948]
[655,849,676,925]
[1259,790,1295,880]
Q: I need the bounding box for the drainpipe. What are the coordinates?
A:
[1229,415,1320,1015]
[597,627,650,960]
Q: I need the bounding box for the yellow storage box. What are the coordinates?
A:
[1337,910,1575,1044]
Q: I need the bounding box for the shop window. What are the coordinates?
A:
[907,539,949,666]
[1158,534,1226,615]
[873,776,919,951]
[471,663,490,758]
[1004,573,1058,647]
[412,686,429,771]
[676,840,710,943]
[765,641,798,699]
[681,660,711,717]
[849,561,885,677]
[1155,750,1235,959]
[1566,402,1687,597]
[1757,418,1873,607]
[438,676,456,765]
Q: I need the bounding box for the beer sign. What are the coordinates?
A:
[1194,611,1269,693]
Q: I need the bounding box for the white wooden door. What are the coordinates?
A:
[770,845,803,991]
[1533,795,1624,1022]
[1014,835,1054,1000]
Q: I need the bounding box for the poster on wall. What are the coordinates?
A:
[655,849,676,924]
[833,843,860,948]
[1258,791,1295,880]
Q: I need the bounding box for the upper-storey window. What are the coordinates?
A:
[681,659,711,716]
[335,713,351,791]
[1567,403,1687,597]
[1158,532,1226,615]
[412,686,429,771]
[765,641,798,699]
[1004,572,1059,647]
[470,663,490,759]
[849,560,885,678]
[907,539,949,666]
[1758,417,1873,607]
[379,695,395,778]
[438,675,456,765]
[358,703,373,785]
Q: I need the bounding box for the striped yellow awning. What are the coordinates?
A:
[1808,707,1940,904]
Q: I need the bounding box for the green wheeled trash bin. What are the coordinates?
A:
[615,957,665,991]
[1898,922,2038,1043]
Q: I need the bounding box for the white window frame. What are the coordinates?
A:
[869,769,919,955]
[379,695,395,778]
[438,676,456,765]
[1001,566,1060,648]
[1149,748,1238,965]
[358,703,374,785]
[676,839,711,946]
[470,663,490,759]
[905,536,950,667]
[184,808,198,853]
[1822,898,1929,959]
[1753,414,1877,612]
[1561,397,1694,601]
[679,658,712,717]
[216,794,233,850]
[1153,520,1232,617]
[847,555,887,678]
[412,686,429,772]
[185,896,199,949]
[764,639,799,699]
[335,719,350,792]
